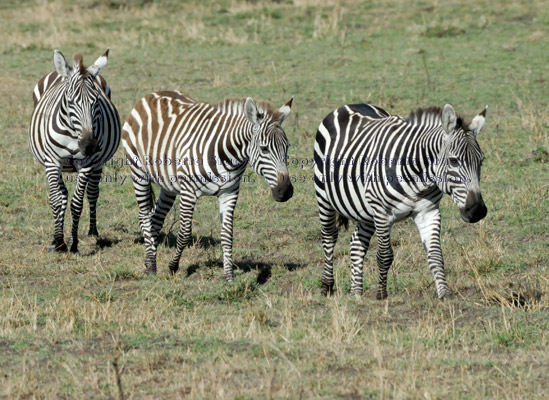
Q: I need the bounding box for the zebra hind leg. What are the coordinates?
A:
[168,193,196,274]
[319,208,339,296]
[349,223,374,296]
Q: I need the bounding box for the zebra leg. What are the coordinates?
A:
[374,219,394,300]
[68,173,91,253]
[86,168,102,237]
[168,193,197,274]
[218,191,239,282]
[349,223,374,296]
[319,208,338,296]
[151,188,177,246]
[132,177,157,274]
[413,208,452,300]
[45,165,68,252]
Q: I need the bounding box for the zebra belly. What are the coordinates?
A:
[320,169,376,223]
[130,155,243,197]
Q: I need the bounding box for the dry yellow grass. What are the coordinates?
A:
[0,0,547,398]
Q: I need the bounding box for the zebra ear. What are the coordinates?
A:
[244,97,263,126]
[53,50,72,78]
[87,48,109,78]
[441,104,457,135]
[469,106,487,137]
[278,97,293,124]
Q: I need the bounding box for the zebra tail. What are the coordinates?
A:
[336,214,349,231]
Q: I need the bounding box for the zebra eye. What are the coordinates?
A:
[448,157,460,168]
[259,144,269,154]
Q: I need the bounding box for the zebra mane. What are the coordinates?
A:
[211,98,284,121]
[406,106,468,130]
[72,53,89,76]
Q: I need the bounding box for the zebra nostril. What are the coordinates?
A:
[460,203,487,223]
[78,133,99,156]
[272,182,293,202]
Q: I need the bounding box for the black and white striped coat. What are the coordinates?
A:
[29,49,121,253]
[122,91,293,278]
[314,103,487,299]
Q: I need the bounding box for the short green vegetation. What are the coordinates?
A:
[0,0,547,398]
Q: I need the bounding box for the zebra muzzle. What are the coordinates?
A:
[272,174,294,202]
[78,130,100,157]
[460,191,487,223]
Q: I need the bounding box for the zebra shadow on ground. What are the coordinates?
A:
[133,232,219,249]
[133,232,304,284]
[186,258,305,285]
[85,235,122,256]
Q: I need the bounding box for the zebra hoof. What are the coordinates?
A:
[69,245,79,254]
[88,228,99,237]
[376,291,388,300]
[225,275,234,283]
[168,264,179,275]
[350,289,363,297]
[439,292,454,301]
[321,283,335,297]
[48,242,67,253]
[145,266,157,275]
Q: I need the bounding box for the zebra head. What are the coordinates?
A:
[53,49,109,157]
[436,104,488,223]
[244,97,294,202]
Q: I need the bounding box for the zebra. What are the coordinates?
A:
[314,103,488,300]
[122,90,293,278]
[29,49,121,253]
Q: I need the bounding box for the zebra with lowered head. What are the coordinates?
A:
[314,103,488,300]
[122,90,293,279]
[29,49,121,253]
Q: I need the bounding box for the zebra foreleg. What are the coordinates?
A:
[413,208,452,300]
[349,223,374,296]
[374,219,394,300]
[46,166,68,252]
[319,208,339,296]
[168,193,196,274]
[86,168,102,237]
[68,172,91,253]
[218,191,239,282]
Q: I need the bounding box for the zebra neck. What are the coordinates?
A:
[207,99,263,167]
[214,118,254,170]
[212,99,248,116]
[414,126,446,184]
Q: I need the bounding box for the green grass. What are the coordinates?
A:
[1,0,548,398]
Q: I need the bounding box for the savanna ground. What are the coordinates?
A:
[0,0,548,398]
